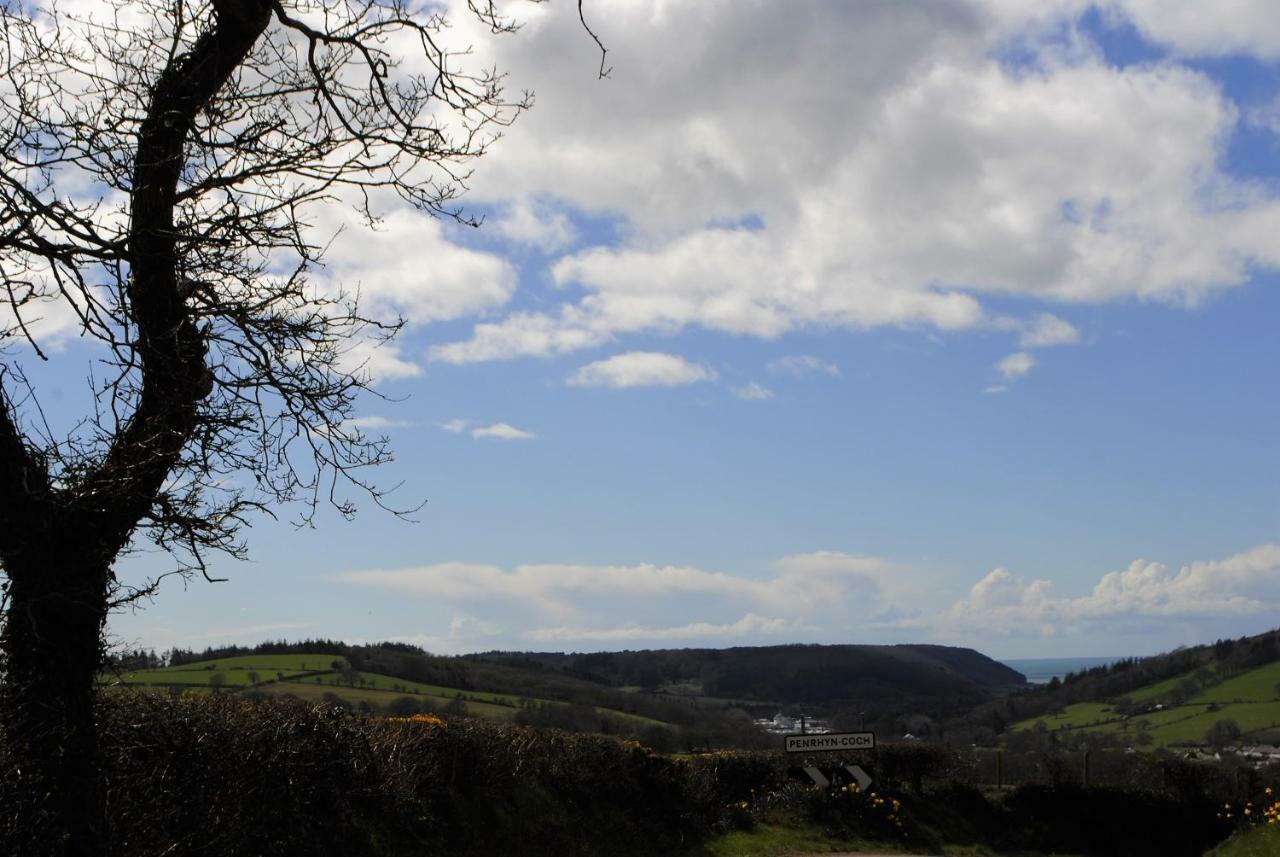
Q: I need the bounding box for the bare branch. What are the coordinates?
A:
[578,0,610,79]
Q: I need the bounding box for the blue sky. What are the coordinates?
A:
[32,1,1279,659]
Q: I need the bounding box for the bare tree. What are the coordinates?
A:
[0,0,553,851]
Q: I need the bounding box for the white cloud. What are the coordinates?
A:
[428,310,608,364]
[731,381,775,401]
[341,339,423,380]
[493,196,577,252]
[935,543,1280,638]
[334,543,1280,650]
[471,422,535,440]
[1104,0,1280,59]
[524,613,813,643]
[983,385,1009,394]
[996,351,1036,379]
[568,351,717,388]
[769,355,841,378]
[344,415,413,430]
[1247,96,1280,138]
[1019,313,1082,348]
[336,550,898,626]
[0,290,85,352]
[427,1,1280,364]
[439,418,470,433]
[315,203,515,328]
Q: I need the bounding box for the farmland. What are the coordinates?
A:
[1010,659,1280,748]
[101,653,667,726]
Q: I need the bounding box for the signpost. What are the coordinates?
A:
[784,731,877,790]
[784,731,876,753]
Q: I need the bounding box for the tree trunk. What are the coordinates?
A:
[1,551,111,856]
[0,4,271,853]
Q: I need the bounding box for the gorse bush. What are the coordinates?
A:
[1219,783,1279,828]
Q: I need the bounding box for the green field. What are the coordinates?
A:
[102,654,669,728]
[1010,702,1117,732]
[248,680,522,720]
[1010,660,1280,748]
[1121,668,1205,703]
[107,653,344,687]
[1206,823,1280,857]
[1191,661,1280,704]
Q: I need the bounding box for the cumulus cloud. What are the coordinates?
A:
[314,204,515,329]
[1105,0,1280,59]
[336,551,898,628]
[425,1,1280,365]
[439,418,469,433]
[492,196,577,252]
[1018,313,1082,348]
[567,352,717,388]
[996,351,1036,379]
[934,543,1280,638]
[428,310,608,364]
[340,339,423,380]
[731,381,775,400]
[334,544,1280,649]
[0,291,85,352]
[471,422,535,440]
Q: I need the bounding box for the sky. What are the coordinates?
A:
[12,0,1280,659]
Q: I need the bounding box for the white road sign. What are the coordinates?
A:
[801,766,830,788]
[845,764,873,791]
[784,731,876,753]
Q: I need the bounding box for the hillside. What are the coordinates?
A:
[106,639,1024,746]
[465,642,1025,722]
[1004,632,1280,750]
[100,648,769,750]
[104,652,666,728]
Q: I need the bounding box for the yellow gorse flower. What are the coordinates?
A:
[389,712,447,728]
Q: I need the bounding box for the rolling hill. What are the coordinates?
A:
[102,652,664,727]
[466,642,1025,715]
[104,639,1026,748]
[1008,641,1280,749]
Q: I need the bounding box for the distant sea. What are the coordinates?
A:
[999,656,1128,684]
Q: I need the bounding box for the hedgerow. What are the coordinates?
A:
[0,693,1252,856]
[0,693,713,856]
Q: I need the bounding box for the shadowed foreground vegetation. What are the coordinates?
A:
[0,693,1253,856]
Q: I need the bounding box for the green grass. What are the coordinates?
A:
[1191,661,1280,705]
[250,680,521,719]
[105,654,344,687]
[345,671,520,704]
[1012,699,1280,747]
[1121,669,1205,703]
[1011,702,1117,732]
[701,823,894,857]
[1204,823,1280,857]
[1010,661,1280,748]
[102,654,671,728]
[1144,702,1280,745]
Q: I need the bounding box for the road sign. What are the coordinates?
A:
[845,764,873,791]
[784,731,876,753]
[801,766,830,788]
